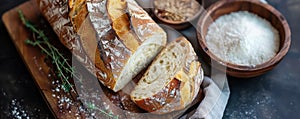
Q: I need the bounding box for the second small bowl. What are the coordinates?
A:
[152,0,204,30]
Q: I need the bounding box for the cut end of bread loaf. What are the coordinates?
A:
[131,39,189,99]
[131,37,202,113]
[113,43,164,92]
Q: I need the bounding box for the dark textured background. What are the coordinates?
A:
[0,0,299,118]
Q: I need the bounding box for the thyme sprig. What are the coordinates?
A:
[18,10,75,93]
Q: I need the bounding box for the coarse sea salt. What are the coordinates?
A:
[206,11,280,66]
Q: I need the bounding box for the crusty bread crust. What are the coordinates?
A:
[69,0,88,32]
[37,0,127,118]
[134,79,181,112]
[106,0,140,51]
[38,0,107,82]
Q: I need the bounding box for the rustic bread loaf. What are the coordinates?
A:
[131,36,203,114]
[39,0,167,92]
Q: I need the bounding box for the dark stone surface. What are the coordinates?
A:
[0,0,299,119]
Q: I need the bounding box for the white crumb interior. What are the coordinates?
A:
[114,44,162,91]
[131,40,188,99]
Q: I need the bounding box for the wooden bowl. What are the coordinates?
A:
[152,0,204,30]
[197,0,291,78]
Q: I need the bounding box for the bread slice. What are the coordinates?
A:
[131,37,204,114]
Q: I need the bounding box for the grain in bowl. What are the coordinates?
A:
[152,0,203,30]
[154,0,201,22]
[197,0,291,78]
[205,11,280,67]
